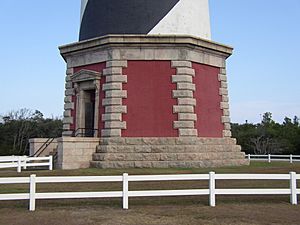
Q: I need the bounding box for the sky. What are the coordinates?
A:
[0,0,299,124]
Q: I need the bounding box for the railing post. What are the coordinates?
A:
[290,155,293,164]
[248,154,251,161]
[268,154,271,163]
[209,172,216,207]
[29,174,37,211]
[290,172,297,205]
[23,156,27,170]
[49,156,53,171]
[123,173,129,209]
[17,156,21,173]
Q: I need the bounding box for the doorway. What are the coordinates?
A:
[84,90,95,137]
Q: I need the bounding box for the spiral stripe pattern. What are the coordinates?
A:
[79,0,211,41]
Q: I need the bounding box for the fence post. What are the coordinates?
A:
[29,174,37,211]
[49,156,53,171]
[23,156,27,170]
[290,172,297,205]
[290,155,293,164]
[209,172,216,207]
[123,173,129,209]
[268,154,271,163]
[17,156,21,173]
[248,154,251,161]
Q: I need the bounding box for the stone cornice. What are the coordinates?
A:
[59,35,233,60]
[71,69,101,83]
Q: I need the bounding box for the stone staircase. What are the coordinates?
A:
[90,138,248,168]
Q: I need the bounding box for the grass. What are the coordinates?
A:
[0,162,299,225]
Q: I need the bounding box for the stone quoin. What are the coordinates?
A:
[31,0,248,169]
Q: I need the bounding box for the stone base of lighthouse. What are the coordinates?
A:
[56,35,248,169]
[91,137,247,169]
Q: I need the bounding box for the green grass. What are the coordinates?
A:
[1,161,300,177]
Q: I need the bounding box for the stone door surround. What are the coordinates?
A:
[72,69,101,137]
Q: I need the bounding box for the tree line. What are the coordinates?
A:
[0,109,299,156]
[232,112,300,155]
[0,109,62,156]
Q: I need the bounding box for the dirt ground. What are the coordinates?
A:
[1,201,299,225]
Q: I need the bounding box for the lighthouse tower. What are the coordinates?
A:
[57,0,248,169]
[79,0,211,40]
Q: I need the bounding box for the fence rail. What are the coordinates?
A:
[0,172,298,211]
[0,156,53,172]
[247,154,300,163]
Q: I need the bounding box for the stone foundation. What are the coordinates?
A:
[90,137,248,168]
[56,137,100,169]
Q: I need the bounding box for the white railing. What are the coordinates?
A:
[0,172,298,211]
[246,154,300,163]
[0,156,53,172]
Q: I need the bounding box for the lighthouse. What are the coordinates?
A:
[79,0,211,40]
[56,0,248,169]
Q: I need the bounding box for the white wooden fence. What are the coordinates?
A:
[0,156,53,172]
[0,172,298,211]
[247,154,300,163]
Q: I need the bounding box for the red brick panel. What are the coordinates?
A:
[193,63,224,137]
[123,61,178,137]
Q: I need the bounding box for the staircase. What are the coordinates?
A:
[31,138,55,157]
[90,138,248,168]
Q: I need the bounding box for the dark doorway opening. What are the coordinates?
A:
[84,90,95,137]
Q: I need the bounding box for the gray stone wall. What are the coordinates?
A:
[101,60,128,137]
[63,68,75,137]
[29,138,58,157]
[218,68,232,137]
[56,137,100,169]
[171,60,198,137]
[91,137,248,169]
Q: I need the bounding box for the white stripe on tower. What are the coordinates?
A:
[80,0,89,23]
[149,0,211,40]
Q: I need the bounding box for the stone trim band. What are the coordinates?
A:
[219,68,232,137]
[171,61,198,137]
[101,61,128,137]
[63,68,75,136]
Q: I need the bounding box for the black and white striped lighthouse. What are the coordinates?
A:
[57,0,248,169]
[79,0,211,41]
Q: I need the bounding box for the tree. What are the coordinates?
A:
[262,112,274,125]
[0,109,62,156]
[231,112,300,155]
[293,116,299,126]
[231,122,257,154]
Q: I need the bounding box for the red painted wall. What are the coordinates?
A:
[193,63,224,137]
[73,63,106,137]
[123,61,177,137]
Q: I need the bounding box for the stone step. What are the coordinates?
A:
[99,137,237,146]
[96,144,242,153]
[92,152,245,162]
[90,159,249,169]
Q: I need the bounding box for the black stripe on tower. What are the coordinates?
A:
[79,0,180,41]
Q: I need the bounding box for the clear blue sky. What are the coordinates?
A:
[0,0,299,123]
